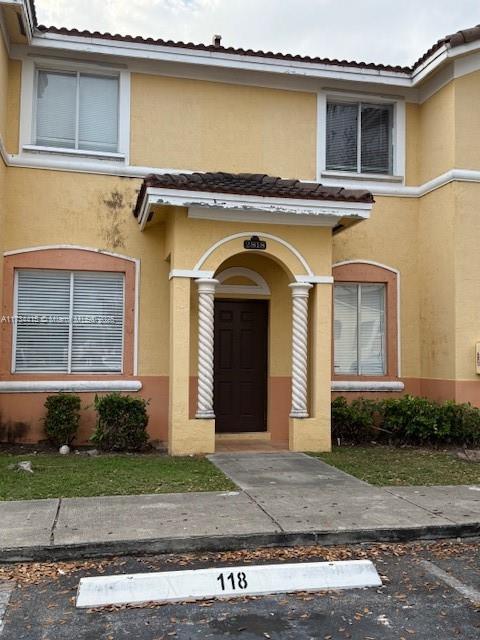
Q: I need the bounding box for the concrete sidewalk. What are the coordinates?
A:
[0,453,479,561]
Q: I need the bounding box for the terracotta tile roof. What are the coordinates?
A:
[36,25,411,73]
[133,172,374,217]
[412,24,480,69]
[32,18,480,74]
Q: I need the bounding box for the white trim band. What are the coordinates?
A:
[331,381,404,392]
[0,380,143,393]
[138,187,371,230]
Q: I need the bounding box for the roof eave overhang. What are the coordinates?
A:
[0,0,35,43]
[135,187,372,231]
[24,29,480,89]
[27,31,413,87]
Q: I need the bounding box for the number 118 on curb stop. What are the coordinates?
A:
[217,571,248,591]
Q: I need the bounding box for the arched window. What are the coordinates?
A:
[332,261,399,379]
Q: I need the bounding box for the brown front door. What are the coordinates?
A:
[214,299,268,433]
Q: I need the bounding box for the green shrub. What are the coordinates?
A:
[380,395,441,444]
[43,393,81,446]
[331,396,378,443]
[91,393,149,451]
[438,400,480,447]
[332,394,480,447]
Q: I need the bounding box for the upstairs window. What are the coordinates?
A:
[35,70,119,153]
[326,101,393,175]
[334,283,386,375]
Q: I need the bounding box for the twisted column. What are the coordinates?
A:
[195,278,218,419]
[289,282,313,418]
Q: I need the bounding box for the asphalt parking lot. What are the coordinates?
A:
[0,539,478,639]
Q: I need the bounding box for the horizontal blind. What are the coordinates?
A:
[333,284,358,375]
[359,284,386,375]
[15,270,71,372]
[71,272,124,373]
[326,102,358,172]
[360,104,393,174]
[36,71,76,149]
[79,74,119,152]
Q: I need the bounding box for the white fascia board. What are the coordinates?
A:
[141,187,372,226]
[189,206,339,227]
[28,31,480,92]
[30,32,413,87]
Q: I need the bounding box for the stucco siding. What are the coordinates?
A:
[130,73,317,178]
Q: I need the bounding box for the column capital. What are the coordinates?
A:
[195,278,219,295]
[289,282,313,298]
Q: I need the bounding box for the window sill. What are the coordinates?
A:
[0,380,142,393]
[331,380,404,392]
[22,145,126,162]
[322,170,404,183]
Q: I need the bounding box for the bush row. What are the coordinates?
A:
[43,393,149,451]
[332,395,480,446]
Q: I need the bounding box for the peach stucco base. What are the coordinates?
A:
[0,376,292,446]
[332,377,480,407]
[0,376,169,445]
[2,376,480,446]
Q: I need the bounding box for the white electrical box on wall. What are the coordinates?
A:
[476,343,480,375]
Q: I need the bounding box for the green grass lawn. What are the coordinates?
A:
[0,454,236,501]
[313,446,480,486]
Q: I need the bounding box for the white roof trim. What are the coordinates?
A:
[19,26,480,90]
[138,187,372,230]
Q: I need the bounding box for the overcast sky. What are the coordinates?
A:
[34,1,479,67]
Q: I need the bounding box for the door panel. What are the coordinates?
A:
[214,300,268,433]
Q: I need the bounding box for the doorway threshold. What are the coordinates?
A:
[215,436,289,453]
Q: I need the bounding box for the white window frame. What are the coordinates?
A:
[333,281,387,377]
[317,90,405,183]
[12,268,126,375]
[19,58,130,162]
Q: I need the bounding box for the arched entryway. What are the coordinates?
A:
[212,253,292,447]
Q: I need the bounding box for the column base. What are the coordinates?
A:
[289,410,309,418]
[195,410,215,419]
[289,417,331,452]
[169,417,216,455]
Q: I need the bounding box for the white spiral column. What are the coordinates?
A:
[289,282,313,418]
[195,278,218,419]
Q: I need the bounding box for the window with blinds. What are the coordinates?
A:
[14,269,124,373]
[333,283,386,375]
[326,101,393,175]
[36,70,119,152]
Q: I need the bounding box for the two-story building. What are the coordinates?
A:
[1,0,480,454]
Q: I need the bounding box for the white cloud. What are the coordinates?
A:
[34,0,480,66]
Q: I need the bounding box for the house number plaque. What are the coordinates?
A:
[244,235,266,250]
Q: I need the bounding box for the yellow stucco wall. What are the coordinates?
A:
[417,184,456,380]
[453,181,480,380]
[416,82,456,184]
[405,102,419,186]
[6,58,20,154]
[130,74,317,179]
[454,70,480,171]
[0,31,8,145]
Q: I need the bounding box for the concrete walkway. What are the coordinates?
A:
[0,453,479,561]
